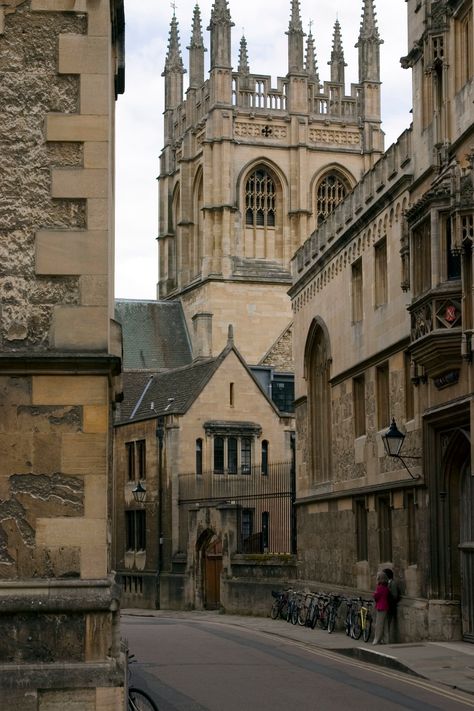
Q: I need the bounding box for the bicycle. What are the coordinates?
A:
[286,590,304,625]
[270,588,291,620]
[359,598,374,642]
[326,594,342,634]
[127,650,159,711]
[344,597,360,638]
[129,687,159,711]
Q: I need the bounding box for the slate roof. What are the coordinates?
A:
[129,355,223,422]
[115,299,192,371]
[115,370,153,422]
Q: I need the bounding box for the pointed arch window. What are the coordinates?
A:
[316,173,348,225]
[307,324,332,483]
[245,168,276,228]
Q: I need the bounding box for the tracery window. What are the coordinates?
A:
[316,173,348,225]
[245,169,276,228]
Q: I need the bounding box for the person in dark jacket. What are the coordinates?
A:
[383,567,400,643]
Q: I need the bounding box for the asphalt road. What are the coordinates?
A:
[121,614,474,711]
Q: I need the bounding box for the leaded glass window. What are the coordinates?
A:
[316,174,347,225]
[245,169,276,228]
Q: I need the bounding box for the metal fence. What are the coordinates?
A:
[178,461,295,554]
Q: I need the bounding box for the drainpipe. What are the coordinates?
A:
[156,416,165,607]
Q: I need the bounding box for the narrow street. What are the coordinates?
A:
[122,613,474,711]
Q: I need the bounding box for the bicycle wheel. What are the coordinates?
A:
[297,605,308,626]
[280,600,289,620]
[363,615,372,642]
[129,687,158,711]
[291,603,299,625]
[351,612,362,640]
[344,609,351,636]
[270,600,280,619]
[318,607,329,630]
[327,610,336,633]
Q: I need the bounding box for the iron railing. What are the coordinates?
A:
[178,461,295,554]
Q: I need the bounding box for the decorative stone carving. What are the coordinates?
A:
[234,122,287,139]
[309,127,360,146]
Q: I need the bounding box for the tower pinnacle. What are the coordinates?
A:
[238,35,250,75]
[358,0,381,42]
[328,19,347,85]
[286,0,305,74]
[208,0,234,70]
[163,11,185,75]
[188,5,206,88]
[356,0,383,83]
[189,4,205,49]
[305,24,320,87]
[162,11,185,110]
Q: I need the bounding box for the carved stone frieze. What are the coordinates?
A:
[234,122,287,139]
[309,127,360,146]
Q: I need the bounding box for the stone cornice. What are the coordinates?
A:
[0,352,121,376]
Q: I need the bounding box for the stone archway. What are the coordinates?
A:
[195,529,222,611]
[444,430,473,641]
[425,405,472,641]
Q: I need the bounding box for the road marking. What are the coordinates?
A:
[281,638,474,707]
[123,615,474,707]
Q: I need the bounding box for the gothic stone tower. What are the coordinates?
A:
[159,0,384,364]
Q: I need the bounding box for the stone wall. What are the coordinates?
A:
[0,1,125,707]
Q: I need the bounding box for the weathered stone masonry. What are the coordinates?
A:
[0,1,124,708]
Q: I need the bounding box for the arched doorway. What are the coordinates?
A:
[445,431,474,641]
[196,530,222,610]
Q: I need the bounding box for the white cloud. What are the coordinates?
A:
[115,0,411,299]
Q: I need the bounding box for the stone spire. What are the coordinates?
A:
[356,0,383,82]
[188,4,206,89]
[163,10,185,75]
[208,0,234,70]
[305,24,320,86]
[238,34,250,74]
[162,10,185,109]
[328,18,346,85]
[287,0,305,74]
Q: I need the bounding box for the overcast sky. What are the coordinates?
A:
[115,1,412,300]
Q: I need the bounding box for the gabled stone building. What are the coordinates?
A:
[114,308,295,611]
[0,1,125,707]
[291,0,474,642]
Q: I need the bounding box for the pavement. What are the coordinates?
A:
[122,608,474,696]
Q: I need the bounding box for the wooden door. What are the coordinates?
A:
[204,538,222,610]
[460,461,474,642]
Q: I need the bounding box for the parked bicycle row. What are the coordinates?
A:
[270,588,374,642]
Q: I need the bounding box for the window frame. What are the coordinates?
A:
[374,237,388,307]
[351,258,363,323]
[245,168,276,229]
[355,498,368,562]
[315,172,349,226]
[376,362,390,431]
[378,495,393,563]
[353,374,366,438]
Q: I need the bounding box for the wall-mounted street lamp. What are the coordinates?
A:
[132,481,147,504]
[382,418,421,480]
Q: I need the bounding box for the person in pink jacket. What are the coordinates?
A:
[373,571,390,645]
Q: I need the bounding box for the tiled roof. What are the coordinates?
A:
[130,356,223,421]
[115,370,153,423]
[115,299,192,371]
